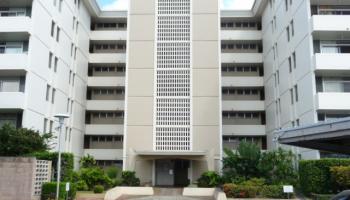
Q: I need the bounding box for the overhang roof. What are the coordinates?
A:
[277,117,350,154]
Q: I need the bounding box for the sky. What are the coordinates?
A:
[97,0,255,11]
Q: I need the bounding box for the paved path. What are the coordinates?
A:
[121,188,213,200]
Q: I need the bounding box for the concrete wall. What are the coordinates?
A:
[261,0,319,158]
[0,157,36,200]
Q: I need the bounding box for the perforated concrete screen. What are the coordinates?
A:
[155,0,192,151]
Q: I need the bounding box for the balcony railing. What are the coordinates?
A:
[312,5,350,15]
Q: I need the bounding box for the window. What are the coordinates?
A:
[56,27,60,42]
[51,21,55,37]
[54,57,58,72]
[277,70,280,84]
[290,20,294,37]
[292,52,296,69]
[0,42,23,54]
[70,100,73,114]
[72,73,75,86]
[43,118,48,133]
[294,85,298,102]
[76,21,79,34]
[74,47,77,59]
[67,98,70,112]
[286,27,290,42]
[51,88,56,103]
[46,85,50,101]
[0,78,20,92]
[288,57,292,72]
[69,70,72,84]
[48,52,53,68]
[71,43,74,57]
[59,0,63,12]
[285,0,288,11]
[290,88,294,104]
[73,17,76,30]
[49,120,53,133]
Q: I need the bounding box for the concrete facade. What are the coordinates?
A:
[0,157,36,200]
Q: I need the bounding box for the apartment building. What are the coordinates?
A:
[0,0,90,164]
[0,0,350,186]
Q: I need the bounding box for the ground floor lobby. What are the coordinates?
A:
[125,151,221,186]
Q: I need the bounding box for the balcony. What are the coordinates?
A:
[89,53,126,64]
[0,16,31,34]
[84,149,123,160]
[85,124,124,135]
[222,100,265,111]
[317,93,350,111]
[221,53,263,63]
[0,92,25,109]
[312,15,350,39]
[314,53,350,74]
[222,77,264,87]
[0,53,28,72]
[222,125,266,136]
[221,30,262,41]
[88,77,125,87]
[90,30,127,41]
[86,100,124,111]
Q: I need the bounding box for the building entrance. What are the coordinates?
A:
[155,159,190,187]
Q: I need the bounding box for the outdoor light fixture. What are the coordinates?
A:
[54,114,70,200]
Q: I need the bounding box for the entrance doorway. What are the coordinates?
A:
[155,159,190,187]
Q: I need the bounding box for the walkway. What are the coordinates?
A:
[120,188,213,200]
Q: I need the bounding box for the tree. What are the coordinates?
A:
[0,123,52,156]
[258,148,297,185]
[80,154,97,168]
[223,141,261,182]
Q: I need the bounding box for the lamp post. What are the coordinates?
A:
[54,114,69,200]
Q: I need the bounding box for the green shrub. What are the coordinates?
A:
[121,171,140,186]
[75,180,88,191]
[79,167,113,190]
[241,178,265,187]
[31,152,74,182]
[299,159,350,195]
[79,154,97,168]
[261,185,288,199]
[41,182,76,200]
[105,166,121,179]
[93,185,104,193]
[330,166,350,191]
[197,171,222,188]
[112,178,122,187]
[222,183,258,198]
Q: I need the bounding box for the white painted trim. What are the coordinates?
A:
[122,0,131,171]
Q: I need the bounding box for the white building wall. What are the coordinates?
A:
[262,0,319,158]
[0,0,90,167]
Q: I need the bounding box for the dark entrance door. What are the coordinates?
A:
[174,160,190,187]
[155,159,190,187]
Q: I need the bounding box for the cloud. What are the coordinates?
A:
[221,0,255,10]
[101,0,128,11]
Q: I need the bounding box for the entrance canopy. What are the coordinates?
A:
[135,151,207,160]
[276,117,350,154]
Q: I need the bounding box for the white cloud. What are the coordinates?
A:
[221,0,255,10]
[101,0,128,11]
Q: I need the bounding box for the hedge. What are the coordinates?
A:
[41,182,76,200]
[330,166,350,191]
[223,183,289,199]
[30,151,74,181]
[299,159,350,195]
